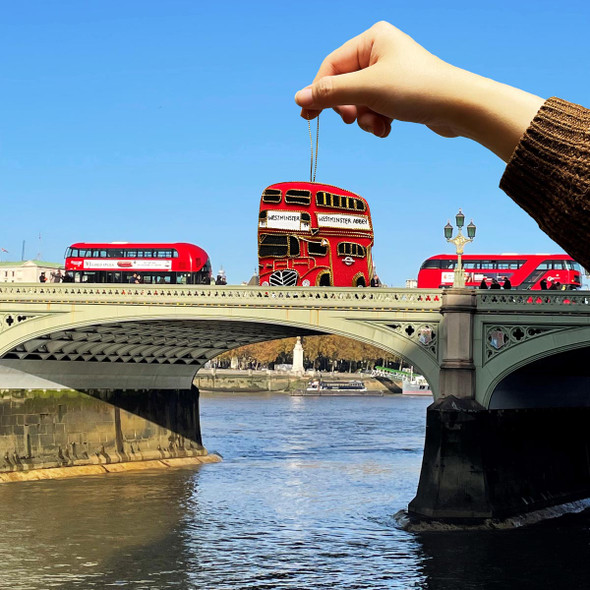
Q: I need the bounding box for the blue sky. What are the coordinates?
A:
[1,1,589,285]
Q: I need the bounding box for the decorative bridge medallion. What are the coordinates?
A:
[387,322,438,358]
[484,324,565,361]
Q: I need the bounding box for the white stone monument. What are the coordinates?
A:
[292,337,304,374]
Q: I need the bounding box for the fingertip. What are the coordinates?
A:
[295,87,313,107]
[300,108,321,120]
[376,121,392,138]
[336,105,358,125]
[358,112,392,138]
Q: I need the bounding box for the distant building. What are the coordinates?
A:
[0,260,64,283]
[406,278,418,289]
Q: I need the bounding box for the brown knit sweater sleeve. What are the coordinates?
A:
[500,96,590,270]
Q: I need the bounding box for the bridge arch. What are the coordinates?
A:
[0,304,440,393]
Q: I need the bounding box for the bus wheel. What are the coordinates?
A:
[318,273,332,287]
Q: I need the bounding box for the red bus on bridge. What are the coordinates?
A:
[417,253,583,290]
[64,242,212,284]
[258,181,375,287]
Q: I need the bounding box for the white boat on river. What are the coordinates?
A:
[401,374,432,396]
[292,379,382,396]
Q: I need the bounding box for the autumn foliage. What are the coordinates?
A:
[216,335,399,371]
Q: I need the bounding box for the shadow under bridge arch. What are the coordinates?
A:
[0,318,325,391]
[0,312,440,395]
[480,325,590,409]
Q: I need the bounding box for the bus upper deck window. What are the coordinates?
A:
[352,198,366,211]
[420,259,443,269]
[262,189,282,203]
[285,189,311,206]
[316,191,366,212]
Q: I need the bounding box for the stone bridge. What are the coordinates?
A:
[1,283,590,522]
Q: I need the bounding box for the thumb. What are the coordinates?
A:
[295,70,373,111]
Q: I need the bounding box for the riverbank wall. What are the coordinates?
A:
[194,369,398,394]
[0,387,219,481]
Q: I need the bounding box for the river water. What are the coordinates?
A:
[1,393,589,589]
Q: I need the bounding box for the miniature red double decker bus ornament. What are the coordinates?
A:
[257,181,375,287]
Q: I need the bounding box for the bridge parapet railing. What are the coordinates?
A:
[477,290,590,314]
[0,284,444,312]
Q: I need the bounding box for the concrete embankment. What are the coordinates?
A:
[194,369,398,394]
[0,454,221,483]
[0,387,215,482]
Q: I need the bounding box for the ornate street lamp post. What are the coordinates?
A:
[444,209,476,288]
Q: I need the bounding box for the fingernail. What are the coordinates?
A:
[295,87,313,106]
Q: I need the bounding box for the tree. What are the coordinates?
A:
[214,335,399,371]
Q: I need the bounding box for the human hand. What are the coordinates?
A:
[295,21,544,161]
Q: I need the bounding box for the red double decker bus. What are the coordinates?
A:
[417,253,583,289]
[64,242,212,284]
[258,181,375,287]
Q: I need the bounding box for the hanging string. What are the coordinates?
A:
[307,114,320,182]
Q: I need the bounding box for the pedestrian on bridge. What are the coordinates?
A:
[295,22,590,272]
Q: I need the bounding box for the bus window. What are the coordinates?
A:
[262,188,282,203]
[285,189,311,206]
[316,191,367,212]
[420,259,443,269]
[337,242,366,258]
[259,234,300,258]
[308,240,328,257]
[507,260,525,269]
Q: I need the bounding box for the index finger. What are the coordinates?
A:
[312,27,376,82]
[299,27,377,119]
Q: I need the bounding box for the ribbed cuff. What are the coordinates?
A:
[500,97,590,269]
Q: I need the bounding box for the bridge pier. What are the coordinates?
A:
[409,289,590,523]
[408,397,590,522]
